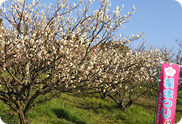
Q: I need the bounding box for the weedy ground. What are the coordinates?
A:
[0,91,181,124]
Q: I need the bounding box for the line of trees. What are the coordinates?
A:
[0,0,181,124]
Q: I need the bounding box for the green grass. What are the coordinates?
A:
[0,93,181,124]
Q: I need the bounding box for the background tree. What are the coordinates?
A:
[75,40,170,110]
[174,39,182,92]
[0,0,142,123]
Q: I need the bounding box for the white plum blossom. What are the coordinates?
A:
[113,6,120,16]
[17,0,24,3]
[0,0,6,6]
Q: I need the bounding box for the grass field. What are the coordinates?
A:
[0,92,181,124]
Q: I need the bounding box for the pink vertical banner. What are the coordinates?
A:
[155,62,180,124]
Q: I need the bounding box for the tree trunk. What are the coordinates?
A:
[18,110,29,124]
[124,100,133,110]
[117,102,124,110]
[99,92,107,100]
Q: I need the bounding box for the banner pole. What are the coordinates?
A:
[153,61,162,124]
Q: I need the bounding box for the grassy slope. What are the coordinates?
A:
[0,93,181,124]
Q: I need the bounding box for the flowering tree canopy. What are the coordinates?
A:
[0,0,142,123]
[0,0,171,123]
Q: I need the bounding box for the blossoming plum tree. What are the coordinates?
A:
[0,0,143,123]
[76,40,170,110]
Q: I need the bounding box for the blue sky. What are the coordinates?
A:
[120,0,182,49]
[41,0,182,49]
[1,0,182,49]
